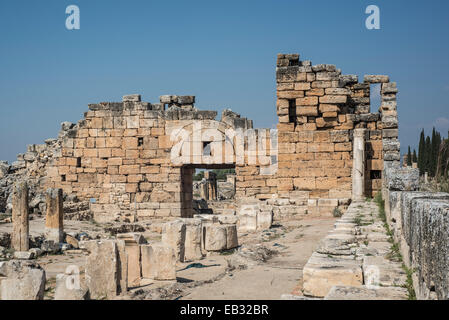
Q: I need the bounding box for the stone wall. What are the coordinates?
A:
[45,95,269,222]
[276,54,397,215]
[384,167,449,300]
[1,53,402,224]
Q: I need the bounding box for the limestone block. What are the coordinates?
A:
[116,233,147,245]
[238,205,258,232]
[54,274,89,300]
[162,221,186,262]
[385,167,419,191]
[203,224,227,251]
[125,244,141,288]
[13,251,35,260]
[302,253,363,297]
[408,199,449,299]
[84,240,120,299]
[364,75,390,83]
[218,215,238,225]
[382,82,398,94]
[184,222,203,261]
[122,94,141,102]
[324,286,407,300]
[141,244,176,281]
[224,224,239,250]
[0,260,46,300]
[116,233,146,287]
[362,256,407,287]
[257,211,273,230]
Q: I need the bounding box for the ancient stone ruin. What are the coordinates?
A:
[0,53,448,300]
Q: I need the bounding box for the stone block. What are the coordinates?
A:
[162,221,186,262]
[238,205,258,232]
[184,222,203,261]
[324,286,408,300]
[364,75,390,83]
[385,167,419,191]
[84,240,121,299]
[122,94,141,102]
[224,224,239,249]
[0,260,46,300]
[302,253,363,297]
[203,224,227,251]
[141,244,176,281]
[54,273,89,300]
[257,211,273,230]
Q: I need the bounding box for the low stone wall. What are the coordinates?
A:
[384,166,449,300]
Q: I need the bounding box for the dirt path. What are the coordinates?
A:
[180,217,336,300]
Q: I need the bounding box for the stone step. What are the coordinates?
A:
[324,285,408,300]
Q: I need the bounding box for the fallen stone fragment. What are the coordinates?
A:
[0,260,46,300]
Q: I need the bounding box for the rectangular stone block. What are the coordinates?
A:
[162,221,186,262]
[141,244,176,281]
[302,253,363,297]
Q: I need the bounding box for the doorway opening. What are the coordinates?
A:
[181,164,236,218]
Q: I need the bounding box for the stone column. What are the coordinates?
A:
[352,129,366,202]
[45,188,64,243]
[12,181,29,251]
[205,171,217,201]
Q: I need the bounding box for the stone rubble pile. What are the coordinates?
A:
[0,122,91,220]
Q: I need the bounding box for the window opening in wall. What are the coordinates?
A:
[203,141,212,156]
[369,83,381,113]
[138,137,144,147]
[288,99,296,123]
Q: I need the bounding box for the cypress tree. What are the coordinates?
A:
[418,129,425,174]
[407,146,412,166]
[431,128,437,176]
[413,149,417,163]
[425,136,431,175]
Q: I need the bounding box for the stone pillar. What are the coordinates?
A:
[352,129,366,202]
[45,188,64,243]
[12,181,29,251]
[204,171,217,201]
[200,181,208,200]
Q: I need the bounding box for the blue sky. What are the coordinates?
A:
[1,0,448,163]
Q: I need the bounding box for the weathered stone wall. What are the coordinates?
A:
[45,95,267,222]
[384,167,449,300]
[1,53,401,224]
[275,54,394,215]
